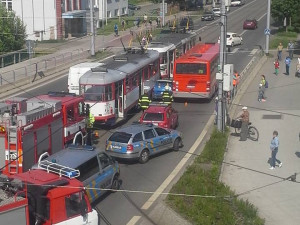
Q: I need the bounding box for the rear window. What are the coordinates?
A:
[176,63,207,75]
[143,113,164,121]
[108,132,132,143]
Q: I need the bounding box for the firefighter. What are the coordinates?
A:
[86,104,95,145]
[138,94,151,111]
[162,91,173,105]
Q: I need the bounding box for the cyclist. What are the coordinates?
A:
[238,106,249,141]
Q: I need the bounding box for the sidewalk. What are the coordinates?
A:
[221,48,300,224]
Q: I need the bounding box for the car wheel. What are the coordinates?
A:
[111,175,120,192]
[173,138,182,151]
[139,149,150,163]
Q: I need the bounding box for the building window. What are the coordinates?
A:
[73,0,78,10]
[122,7,126,15]
[67,0,72,11]
[2,0,12,10]
[114,9,119,16]
[107,11,111,18]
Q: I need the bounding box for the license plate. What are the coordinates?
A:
[112,145,122,150]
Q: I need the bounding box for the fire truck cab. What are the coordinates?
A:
[0,92,86,175]
[0,162,99,225]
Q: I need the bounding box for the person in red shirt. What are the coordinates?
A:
[274,59,279,75]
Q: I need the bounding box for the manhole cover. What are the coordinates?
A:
[262,114,282,119]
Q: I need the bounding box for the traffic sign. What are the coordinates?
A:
[264,28,270,35]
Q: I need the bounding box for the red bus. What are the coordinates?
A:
[172,43,219,99]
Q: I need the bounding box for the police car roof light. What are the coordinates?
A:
[38,160,80,179]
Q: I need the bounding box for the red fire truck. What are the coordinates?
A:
[0,161,99,225]
[0,92,86,175]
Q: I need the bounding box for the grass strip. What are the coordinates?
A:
[269,31,297,49]
[167,128,264,225]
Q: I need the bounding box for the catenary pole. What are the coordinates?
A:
[90,0,95,56]
[162,0,165,27]
[217,0,226,132]
[265,0,270,55]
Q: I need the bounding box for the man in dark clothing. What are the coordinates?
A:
[162,91,173,105]
[238,106,249,141]
[138,94,151,111]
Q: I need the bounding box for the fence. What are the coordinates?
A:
[0,49,29,68]
[0,48,89,86]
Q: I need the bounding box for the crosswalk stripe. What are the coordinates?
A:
[248,49,258,56]
[229,48,239,54]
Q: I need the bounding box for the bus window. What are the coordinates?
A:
[176,63,207,75]
[83,85,105,102]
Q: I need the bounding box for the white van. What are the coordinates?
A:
[68,63,104,95]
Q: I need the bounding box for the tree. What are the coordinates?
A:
[271,0,300,31]
[0,4,27,53]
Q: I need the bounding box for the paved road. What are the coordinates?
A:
[10,0,269,224]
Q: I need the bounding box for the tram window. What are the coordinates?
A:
[105,85,112,101]
[143,68,149,80]
[132,75,138,88]
[84,85,105,102]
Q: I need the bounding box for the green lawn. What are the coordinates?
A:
[167,128,264,225]
[270,31,297,49]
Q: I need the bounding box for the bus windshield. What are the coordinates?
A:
[82,85,112,102]
[176,63,207,75]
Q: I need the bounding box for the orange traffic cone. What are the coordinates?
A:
[184,102,188,107]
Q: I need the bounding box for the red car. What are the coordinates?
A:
[243,19,258,29]
[140,104,179,129]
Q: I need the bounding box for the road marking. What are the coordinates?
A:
[240,30,247,36]
[248,49,258,56]
[257,12,267,21]
[126,216,141,225]
[229,48,239,54]
[141,114,215,210]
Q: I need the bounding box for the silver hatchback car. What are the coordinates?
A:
[106,123,183,163]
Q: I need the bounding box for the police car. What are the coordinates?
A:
[33,145,120,203]
[106,123,183,163]
[152,80,173,99]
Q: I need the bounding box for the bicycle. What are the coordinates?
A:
[231,119,259,141]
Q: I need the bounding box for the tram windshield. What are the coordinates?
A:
[82,84,112,102]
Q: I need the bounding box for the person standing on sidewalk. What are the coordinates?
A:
[274,58,280,75]
[114,23,119,36]
[238,106,249,141]
[287,40,294,59]
[258,83,265,102]
[269,130,282,170]
[285,56,291,75]
[277,42,283,61]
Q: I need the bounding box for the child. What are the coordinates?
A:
[274,59,279,75]
[258,83,265,102]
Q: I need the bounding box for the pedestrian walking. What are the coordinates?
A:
[296,57,300,78]
[143,14,148,24]
[121,19,125,31]
[269,130,282,170]
[287,40,294,59]
[285,56,291,75]
[277,42,283,61]
[114,23,119,36]
[238,106,249,141]
[274,58,280,75]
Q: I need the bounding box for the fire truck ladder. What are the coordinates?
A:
[6,126,18,174]
[38,160,80,179]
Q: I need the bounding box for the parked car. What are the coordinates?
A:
[106,123,183,163]
[212,8,221,17]
[152,80,173,99]
[201,12,215,21]
[140,103,178,129]
[226,32,243,46]
[243,19,258,29]
[128,3,141,10]
[231,0,245,6]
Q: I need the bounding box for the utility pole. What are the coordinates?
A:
[90,0,95,56]
[265,0,271,55]
[162,0,165,27]
[217,0,226,132]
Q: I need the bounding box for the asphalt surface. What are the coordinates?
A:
[5,0,271,224]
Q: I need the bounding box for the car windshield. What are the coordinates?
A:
[108,132,132,143]
[143,113,164,121]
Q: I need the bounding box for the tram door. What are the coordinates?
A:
[115,81,124,118]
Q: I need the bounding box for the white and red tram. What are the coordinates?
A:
[79,49,160,125]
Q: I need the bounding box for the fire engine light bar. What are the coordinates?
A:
[53,111,61,117]
[24,124,34,131]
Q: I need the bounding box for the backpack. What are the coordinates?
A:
[265,80,268,88]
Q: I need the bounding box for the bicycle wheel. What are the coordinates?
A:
[248,126,259,141]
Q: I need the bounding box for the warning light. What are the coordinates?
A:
[0,126,5,134]
[184,102,188,107]
[94,131,99,138]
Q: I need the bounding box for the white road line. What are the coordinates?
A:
[249,49,258,56]
[257,12,267,21]
[240,30,247,36]
[141,114,215,210]
[126,216,141,225]
[229,48,239,54]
